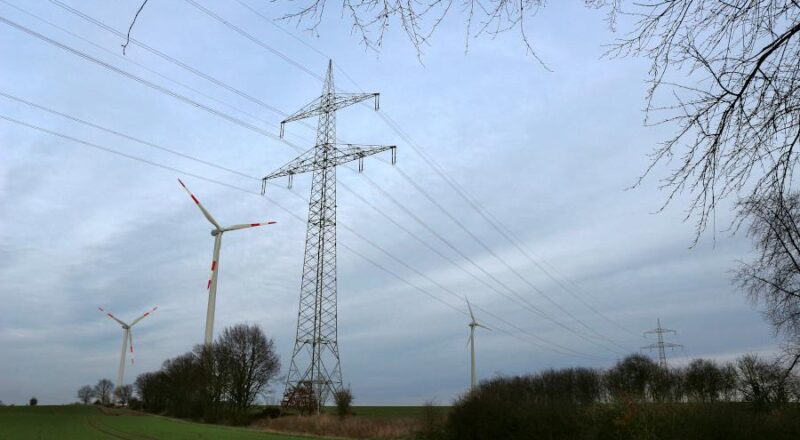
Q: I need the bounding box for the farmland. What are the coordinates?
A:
[0,405,332,440]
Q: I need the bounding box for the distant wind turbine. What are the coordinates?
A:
[178,179,276,345]
[465,297,491,391]
[98,306,157,389]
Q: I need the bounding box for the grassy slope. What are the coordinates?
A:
[0,406,331,440]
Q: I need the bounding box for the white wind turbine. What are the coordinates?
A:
[98,306,157,389]
[178,179,276,345]
[465,297,491,391]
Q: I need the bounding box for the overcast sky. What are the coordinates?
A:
[0,0,780,406]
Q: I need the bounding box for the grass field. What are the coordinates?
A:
[0,405,334,440]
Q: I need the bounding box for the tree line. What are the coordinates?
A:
[445,353,800,440]
[75,324,279,424]
[133,324,279,423]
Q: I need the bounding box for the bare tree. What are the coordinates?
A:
[609,1,800,237]
[77,385,95,405]
[271,0,561,61]
[218,324,281,417]
[736,193,800,373]
[194,343,228,422]
[113,385,134,406]
[333,387,354,418]
[604,354,659,401]
[684,359,725,402]
[735,354,796,407]
[94,379,114,406]
[273,1,798,235]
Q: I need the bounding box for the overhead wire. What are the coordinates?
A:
[0,84,611,358]
[0,111,610,360]
[0,4,630,353]
[188,0,633,351]
[227,0,641,341]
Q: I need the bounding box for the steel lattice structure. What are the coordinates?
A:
[642,318,682,369]
[262,61,395,413]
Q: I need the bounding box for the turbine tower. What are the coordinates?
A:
[465,297,491,390]
[262,60,395,413]
[179,179,276,345]
[642,318,682,369]
[98,306,157,389]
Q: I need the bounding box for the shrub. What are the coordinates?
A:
[28,397,37,406]
[417,400,446,440]
[333,388,354,419]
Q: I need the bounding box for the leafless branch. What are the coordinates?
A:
[122,0,151,55]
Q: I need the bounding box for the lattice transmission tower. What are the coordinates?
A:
[262,61,396,413]
[641,318,682,369]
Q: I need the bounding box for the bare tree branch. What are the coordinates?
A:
[123,0,151,55]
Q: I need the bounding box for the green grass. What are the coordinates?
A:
[0,405,334,440]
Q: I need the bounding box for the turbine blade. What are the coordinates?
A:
[465,296,476,322]
[129,306,157,327]
[477,323,492,331]
[222,220,277,232]
[466,332,473,348]
[98,307,127,327]
[178,179,221,229]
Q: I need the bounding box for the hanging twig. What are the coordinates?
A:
[122,0,150,55]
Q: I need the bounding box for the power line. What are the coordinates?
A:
[215,1,635,347]
[0,14,296,149]
[182,0,323,81]
[350,169,626,354]
[379,111,643,338]
[0,89,614,359]
[177,0,630,354]
[1,5,629,353]
[44,0,298,126]
[0,0,273,133]
[0,111,610,360]
[0,90,259,182]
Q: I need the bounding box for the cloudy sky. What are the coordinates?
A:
[0,0,780,405]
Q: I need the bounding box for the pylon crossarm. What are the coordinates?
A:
[262,144,395,183]
[262,147,317,181]
[333,143,395,166]
[281,96,324,126]
[281,93,379,128]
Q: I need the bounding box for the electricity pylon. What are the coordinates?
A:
[262,60,395,413]
[642,318,682,369]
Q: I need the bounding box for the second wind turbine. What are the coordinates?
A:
[466,297,491,391]
[179,179,276,345]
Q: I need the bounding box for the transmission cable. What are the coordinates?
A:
[173,0,632,353]
[0,112,610,359]
[0,9,629,353]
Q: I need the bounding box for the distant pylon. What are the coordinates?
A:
[641,318,682,369]
[262,60,396,413]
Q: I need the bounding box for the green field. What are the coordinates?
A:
[0,405,333,440]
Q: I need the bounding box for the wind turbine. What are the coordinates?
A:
[98,306,157,389]
[178,179,276,345]
[465,297,491,391]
